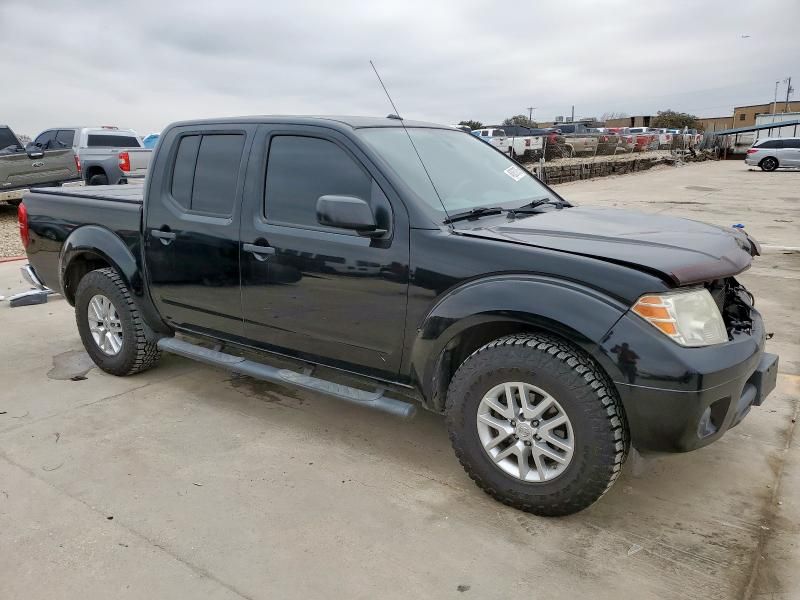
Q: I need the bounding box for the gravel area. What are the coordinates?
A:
[0,202,24,258]
[521,149,674,167]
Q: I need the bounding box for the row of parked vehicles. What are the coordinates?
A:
[467,123,703,160]
[0,124,153,205]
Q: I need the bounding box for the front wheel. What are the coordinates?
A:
[75,267,161,376]
[760,157,779,172]
[445,334,628,516]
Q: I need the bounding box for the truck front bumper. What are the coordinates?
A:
[601,308,778,453]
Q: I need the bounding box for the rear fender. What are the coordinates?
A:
[409,275,628,409]
[60,225,169,334]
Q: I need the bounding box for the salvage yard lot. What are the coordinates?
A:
[1,160,798,600]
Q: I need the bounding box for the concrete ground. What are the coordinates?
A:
[1,160,798,600]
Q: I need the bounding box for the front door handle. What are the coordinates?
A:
[243,242,276,262]
[151,229,176,246]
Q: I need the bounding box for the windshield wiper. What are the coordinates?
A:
[443,206,505,224]
[508,198,570,217]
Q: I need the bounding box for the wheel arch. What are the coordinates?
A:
[60,225,170,334]
[408,275,628,411]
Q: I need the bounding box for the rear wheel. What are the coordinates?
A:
[445,334,628,516]
[760,157,779,172]
[87,172,109,186]
[75,268,160,376]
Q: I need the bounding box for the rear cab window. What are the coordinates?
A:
[169,133,245,216]
[86,134,141,148]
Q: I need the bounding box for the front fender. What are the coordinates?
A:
[409,274,629,407]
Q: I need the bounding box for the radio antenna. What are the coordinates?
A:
[369,60,451,225]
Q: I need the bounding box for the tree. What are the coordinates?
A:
[502,114,537,128]
[458,120,483,131]
[17,134,31,145]
[600,111,628,122]
[651,110,700,130]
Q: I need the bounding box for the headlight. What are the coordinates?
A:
[632,288,728,347]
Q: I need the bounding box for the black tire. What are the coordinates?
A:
[75,267,160,376]
[87,172,108,186]
[760,157,779,172]
[445,333,628,516]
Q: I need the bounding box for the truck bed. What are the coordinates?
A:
[22,184,143,292]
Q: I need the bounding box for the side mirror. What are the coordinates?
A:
[26,145,44,159]
[316,195,385,235]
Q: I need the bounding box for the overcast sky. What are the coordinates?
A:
[2,0,797,137]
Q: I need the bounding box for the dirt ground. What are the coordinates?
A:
[0,159,798,600]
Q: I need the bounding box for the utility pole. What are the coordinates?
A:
[784,77,793,112]
[527,106,536,124]
[773,80,780,114]
[570,105,575,122]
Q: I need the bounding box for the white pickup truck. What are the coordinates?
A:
[472,127,544,159]
[31,126,152,186]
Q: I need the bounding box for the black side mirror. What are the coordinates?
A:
[25,145,44,159]
[316,195,385,236]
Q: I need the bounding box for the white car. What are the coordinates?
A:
[745,137,800,171]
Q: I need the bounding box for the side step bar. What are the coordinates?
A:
[157,337,417,420]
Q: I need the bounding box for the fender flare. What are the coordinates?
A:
[59,225,169,335]
[408,274,629,408]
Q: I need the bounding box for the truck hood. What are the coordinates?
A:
[460,206,759,285]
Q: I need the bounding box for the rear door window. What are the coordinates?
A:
[169,133,245,216]
[86,134,141,148]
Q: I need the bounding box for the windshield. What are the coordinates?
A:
[0,127,21,149]
[357,127,558,218]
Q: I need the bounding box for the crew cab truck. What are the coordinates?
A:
[19,116,778,516]
[1,124,80,205]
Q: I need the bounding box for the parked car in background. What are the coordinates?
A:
[472,128,511,154]
[142,133,160,149]
[0,124,80,205]
[654,128,674,149]
[745,137,800,171]
[486,125,545,160]
[32,126,152,185]
[626,128,659,151]
[591,129,622,155]
[552,123,599,156]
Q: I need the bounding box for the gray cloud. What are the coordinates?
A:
[1,0,797,138]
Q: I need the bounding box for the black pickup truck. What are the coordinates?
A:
[19,116,778,516]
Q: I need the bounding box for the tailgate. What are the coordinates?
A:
[0,148,78,190]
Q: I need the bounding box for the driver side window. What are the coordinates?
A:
[264,135,373,232]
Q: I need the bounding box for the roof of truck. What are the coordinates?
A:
[166,115,450,130]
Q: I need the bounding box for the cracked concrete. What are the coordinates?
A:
[0,160,797,599]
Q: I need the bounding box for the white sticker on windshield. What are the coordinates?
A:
[504,165,526,181]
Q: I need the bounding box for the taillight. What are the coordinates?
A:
[525,139,530,147]
[746,148,758,154]
[119,151,131,172]
[75,154,81,174]
[18,202,30,248]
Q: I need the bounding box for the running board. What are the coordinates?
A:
[157,337,416,420]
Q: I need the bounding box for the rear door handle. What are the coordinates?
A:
[243,242,276,261]
[151,229,176,245]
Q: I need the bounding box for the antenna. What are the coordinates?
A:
[369,60,451,225]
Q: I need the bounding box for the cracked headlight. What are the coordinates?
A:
[632,288,728,347]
